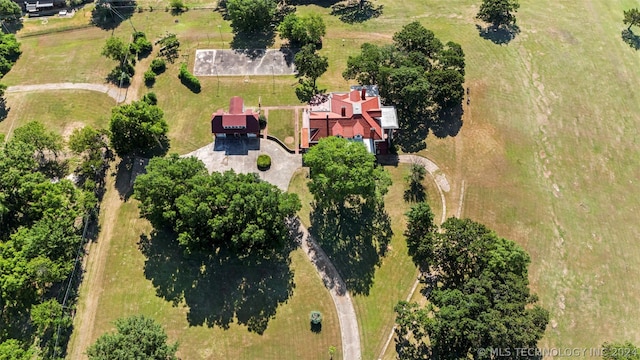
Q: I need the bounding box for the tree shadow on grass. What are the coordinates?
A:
[430,104,463,138]
[476,24,520,45]
[230,31,275,60]
[622,29,640,50]
[330,0,383,24]
[395,117,429,153]
[139,229,295,334]
[309,202,392,296]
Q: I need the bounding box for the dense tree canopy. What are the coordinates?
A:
[0,123,91,357]
[343,22,465,151]
[87,315,178,360]
[396,214,549,359]
[303,137,391,209]
[0,0,22,22]
[476,0,520,28]
[133,155,301,254]
[278,13,326,46]
[0,339,33,360]
[108,100,169,157]
[226,0,277,33]
[0,33,20,77]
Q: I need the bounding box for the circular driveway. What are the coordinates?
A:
[183,138,302,191]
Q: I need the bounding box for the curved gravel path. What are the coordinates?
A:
[7,83,125,103]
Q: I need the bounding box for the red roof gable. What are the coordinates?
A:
[229,96,244,114]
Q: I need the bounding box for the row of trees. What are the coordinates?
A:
[0,120,110,358]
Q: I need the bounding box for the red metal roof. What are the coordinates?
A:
[229,96,244,114]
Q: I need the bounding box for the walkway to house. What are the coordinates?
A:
[7,83,125,103]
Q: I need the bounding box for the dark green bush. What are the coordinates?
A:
[257,154,271,170]
[259,114,267,130]
[178,63,201,93]
[150,58,166,74]
[142,92,158,105]
[144,70,156,86]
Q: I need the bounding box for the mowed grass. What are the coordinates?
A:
[289,164,443,359]
[9,0,640,353]
[78,185,341,360]
[0,90,114,138]
[412,0,640,349]
[266,109,296,144]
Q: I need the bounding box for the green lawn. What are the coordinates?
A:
[289,164,443,359]
[6,0,640,355]
[73,178,341,360]
[0,90,114,139]
[266,109,296,144]
[415,0,640,350]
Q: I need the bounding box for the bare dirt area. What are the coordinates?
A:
[67,162,126,359]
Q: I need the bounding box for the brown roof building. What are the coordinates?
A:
[301,85,398,154]
[211,96,260,138]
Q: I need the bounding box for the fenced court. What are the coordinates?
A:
[193,49,297,76]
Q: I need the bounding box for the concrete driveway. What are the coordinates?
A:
[184,138,302,191]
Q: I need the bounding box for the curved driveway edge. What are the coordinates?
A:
[7,83,125,103]
[292,219,362,360]
[377,154,451,359]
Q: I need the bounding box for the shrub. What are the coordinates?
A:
[150,58,166,74]
[310,311,322,324]
[144,70,156,87]
[178,63,201,93]
[142,92,158,105]
[259,114,267,130]
[170,0,185,12]
[257,154,271,170]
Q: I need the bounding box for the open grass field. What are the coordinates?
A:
[5,0,640,356]
[0,90,114,139]
[289,164,443,359]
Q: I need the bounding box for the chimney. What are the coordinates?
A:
[326,114,330,137]
[361,88,366,101]
[341,106,346,117]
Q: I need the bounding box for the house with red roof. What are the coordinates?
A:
[211,96,260,139]
[301,85,398,154]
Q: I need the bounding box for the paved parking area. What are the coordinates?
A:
[183,138,302,191]
[193,49,297,76]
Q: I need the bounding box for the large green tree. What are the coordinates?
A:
[303,137,390,209]
[0,0,22,22]
[0,33,20,77]
[108,100,169,157]
[226,0,277,33]
[87,315,178,360]
[343,22,465,151]
[12,121,63,159]
[476,0,520,28]
[133,155,301,254]
[396,215,549,359]
[294,44,328,103]
[278,13,326,46]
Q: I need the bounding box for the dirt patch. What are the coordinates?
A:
[62,121,84,140]
[67,164,123,360]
